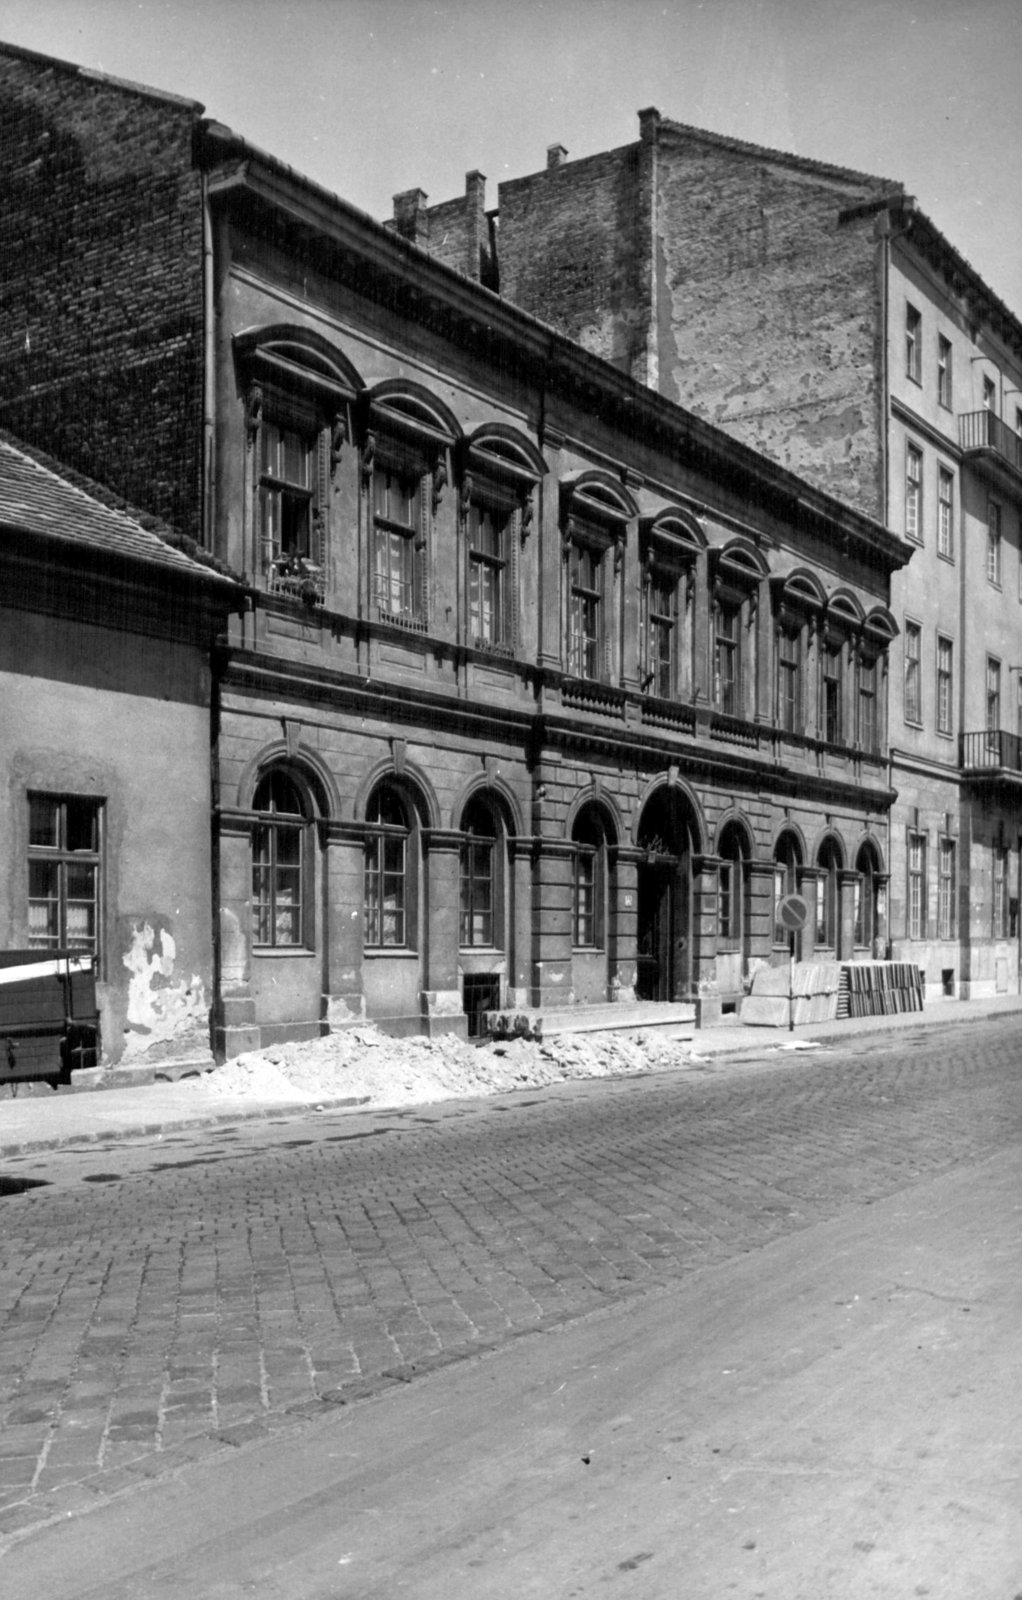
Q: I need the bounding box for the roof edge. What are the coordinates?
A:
[0,37,204,115]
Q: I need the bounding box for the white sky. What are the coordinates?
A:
[3,0,1021,315]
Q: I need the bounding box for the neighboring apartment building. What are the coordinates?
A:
[0,433,236,1069]
[0,45,910,1055]
[412,112,1021,998]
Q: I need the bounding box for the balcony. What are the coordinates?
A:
[960,729,1022,782]
[958,411,1022,485]
[267,558,325,607]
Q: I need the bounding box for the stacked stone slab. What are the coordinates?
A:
[837,961,925,1018]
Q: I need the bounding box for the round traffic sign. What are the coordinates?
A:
[777,892,809,932]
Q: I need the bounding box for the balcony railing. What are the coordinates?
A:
[267,558,325,606]
[958,411,1022,479]
[960,729,1022,772]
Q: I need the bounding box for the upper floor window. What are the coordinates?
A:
[561,474,636,686]
[645,573,678,698]
[937,467,954,560]
[237,326,362,606]
[568,543,604,680]
[903,620,922,725]
[714,603,741,716]
[983,374,997,413]
[986,656,1002,741]
[252,771,307,949]
[987,499,1002,587]
[467,500,511,652]
[937,336,952,408]
[858,653,878,754]
[777,624,801,734]
[374,463,425,627]
[906,304,921,383]
[822,637,844,745]
[28,794,102,967]
[936,635,953,736]
[905,443,922,542]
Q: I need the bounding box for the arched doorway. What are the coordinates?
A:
[635,788,696,1001]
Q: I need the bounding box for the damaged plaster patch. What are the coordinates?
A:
[122,921,208,1059]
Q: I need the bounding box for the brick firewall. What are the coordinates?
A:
[0,53,206,540]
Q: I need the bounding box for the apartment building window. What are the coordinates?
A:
[467,500,510,650]
[937,467,954,560]
[644,572,678,699]
[777,624,801,734]
[459,799,496,948]
[718,825,747,947]
[572,805,609,949]
[936,636,953,737]
[858,654,879,754]
[986,499,1002,586]
[568,543,604,680]
[374,464,425,626]
[28,794,102,965]
[903,621,922,725]
[906,304,921,383]
[905,443,923,542]
[937,336,952,408]
[907,832,927,940]
[260,419,314,566]
[993,845,1009,939]
[365,785,413,948]
[822,638,843,744]
[714,603,741,716]
[252,771,307,949]
[815,839,841,950]
[983,374,997,413]
[938,837,956,941]
[773,833,801,947]
[986,656,1002,752]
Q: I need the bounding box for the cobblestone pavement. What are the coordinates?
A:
[0,1017,1019,1542]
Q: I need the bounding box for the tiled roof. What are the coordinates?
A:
[0,436,231,582]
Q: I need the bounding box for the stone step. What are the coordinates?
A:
[536,1001,696,1037]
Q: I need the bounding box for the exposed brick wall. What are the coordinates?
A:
[497,144,644,372]
[653,130,891,520]
[0,49,205,539]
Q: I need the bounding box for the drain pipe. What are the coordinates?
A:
[201,171,216,550]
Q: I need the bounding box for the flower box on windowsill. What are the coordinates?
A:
[267,558,325,607]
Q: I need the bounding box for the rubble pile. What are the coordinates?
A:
[182,1023,700,1109]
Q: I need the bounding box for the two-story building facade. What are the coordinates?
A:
[0,45,910,1053]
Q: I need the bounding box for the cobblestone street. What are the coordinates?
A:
[1,1017,1020,1544]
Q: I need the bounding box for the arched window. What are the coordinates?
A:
[460,797,500,948]
[773,832,802,947]
[816,838,843,950]
[717,823,748,946]
[252,770,308,948]
[572,804,610,949]
[365,784,415,947]
[855,841,882,949]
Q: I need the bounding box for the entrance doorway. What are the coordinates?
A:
[635,788,695,1001]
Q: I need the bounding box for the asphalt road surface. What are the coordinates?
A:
[0,1017,1020,1595]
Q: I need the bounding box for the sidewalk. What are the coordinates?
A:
[2,993,1020,1159]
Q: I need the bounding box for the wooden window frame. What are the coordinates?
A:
[27,793,103,970]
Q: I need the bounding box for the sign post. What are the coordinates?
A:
[776,893,810,1032]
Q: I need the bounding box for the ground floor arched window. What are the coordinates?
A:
[365,782,417,948]
[773,831,802,948]
[854,840,882,950]
[460,795,503,948]
[815,837,843,951]
[252,769,308,948]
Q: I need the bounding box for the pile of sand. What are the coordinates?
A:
[180,1024,702,1109]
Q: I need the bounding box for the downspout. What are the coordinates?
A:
[880,218,893,922]
[201,170,216,551]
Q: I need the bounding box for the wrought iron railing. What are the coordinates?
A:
[958,411,1022,477]
[960,729,1022,771]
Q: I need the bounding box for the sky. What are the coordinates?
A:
[2,0,1021,315]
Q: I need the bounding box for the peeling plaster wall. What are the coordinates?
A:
[653,135,890,520]
[0,626,215,1068]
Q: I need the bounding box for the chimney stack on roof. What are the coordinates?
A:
[546,143,568,170]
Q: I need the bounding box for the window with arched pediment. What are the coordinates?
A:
[710,542,768,720]
[771,570,825,738]
[236,327,361,606]
[461,427,545,657]
[561,476,637,683]
[361,385,460,634]
[639,513,704,701]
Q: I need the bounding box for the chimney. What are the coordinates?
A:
[638,107,661,144]
[546,143,568,170]
[465,170,486,281]
[392,187,429,246]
